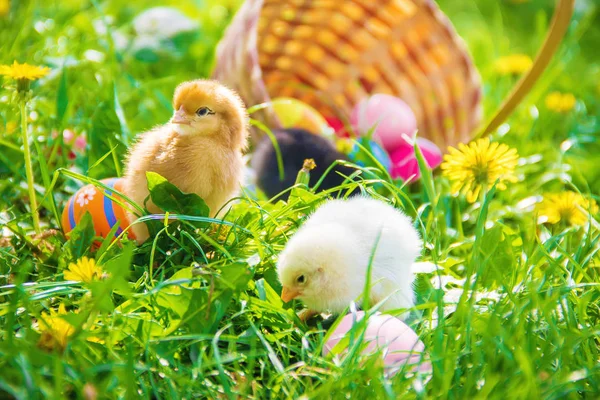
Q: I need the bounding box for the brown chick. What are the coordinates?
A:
[122,79,249,242]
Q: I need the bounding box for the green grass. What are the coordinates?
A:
[1,0,600,398]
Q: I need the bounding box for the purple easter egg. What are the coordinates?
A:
[390,137,443,182]
[350,94,417,152]
[323,311,430,377]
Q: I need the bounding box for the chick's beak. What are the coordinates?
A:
[281,286,301,302]
[171,105,191,125]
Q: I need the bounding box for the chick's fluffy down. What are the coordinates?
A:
[121,80,249,242]
[277,196,422,317]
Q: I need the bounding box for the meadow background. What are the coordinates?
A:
[1,0,600,398]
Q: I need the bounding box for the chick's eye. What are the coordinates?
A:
[196,107,213,117]
[296,275,306,284]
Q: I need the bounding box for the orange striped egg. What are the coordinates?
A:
[61,178,136,241]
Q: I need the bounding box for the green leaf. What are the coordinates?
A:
[103,241,134,294]
[477,223,517,289]
[32,139,59,226]
[414,136,436,208]
[218,262,253,292]
[176,262,252,334]
[61,311,88,328]
[112,83,130,144]
[413,272,435,306]
[95,223,123,259]
[56,68,68,124]
[154,267,196,318]
[255,278,283,307]
[262,268,282,295]
[87,243,134,314]
[146,171,210,217]
[62,212,95,261]
[179,289,210,333]
[473,182,498,260]
[88,280,115,313]
[288,187,319,205]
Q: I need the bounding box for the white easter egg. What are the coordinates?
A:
[323,311,430,376]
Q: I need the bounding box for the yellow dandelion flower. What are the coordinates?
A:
[1,61,50,96]
[0,61,50,81]
[536,192,598,226]
[441,138,519,203]
[37,304,75,352]
[545,92,576,113]
[0,0,9,17]
[64,256,103,283]
[5,120,17,134]
[208,223,232,243]
[494,54,533,76]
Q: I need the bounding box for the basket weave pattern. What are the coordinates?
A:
[213,0,482,150]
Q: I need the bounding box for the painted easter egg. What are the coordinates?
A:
[346,137,392,172]
[350,94,417,152]
[389,137,443,181]
[324,115,351,139]
[323,311,431,377]
[271,97,334,138]
[61,178,135,240]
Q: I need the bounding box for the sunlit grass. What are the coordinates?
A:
[1,0,599,398]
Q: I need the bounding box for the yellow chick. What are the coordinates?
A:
[122,79,249,242]
[277,196,422,320]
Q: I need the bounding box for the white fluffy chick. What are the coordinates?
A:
[277,196,422,320]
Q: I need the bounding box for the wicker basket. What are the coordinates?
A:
[213,0,574,151]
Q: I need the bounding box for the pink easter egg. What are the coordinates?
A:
[73,135,87,152]
[390,137,443,181]
[323,311,430,377]
[350,94,417,152]
[63,129,76,143]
